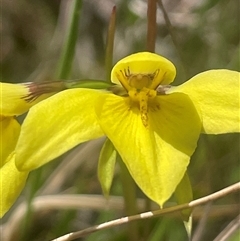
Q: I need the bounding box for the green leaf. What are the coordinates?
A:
[174,172,193,238]
[56,0,82,79]
[184,215,192,240]
[174,172,193,220]
[98,138,117,197]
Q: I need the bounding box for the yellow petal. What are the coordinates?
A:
[95,93,201,206]
[1,82,58,117]
[1,117,20,166]
[170,70,240,134]
[111,52,176,90]
[15,89,105,171]
[0,153,29,218]
[1,82,35,116]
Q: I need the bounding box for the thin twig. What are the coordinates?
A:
[52,182,240,241]
[213,213,240,241]
[1,195,145,241]
[2,194,239,241]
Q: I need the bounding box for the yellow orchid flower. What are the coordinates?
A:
[13,52,240,212]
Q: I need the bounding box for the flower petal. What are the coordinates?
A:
[170,70,240,134]
[0,153,29,218]
[15,89,105,171]
[111,52,176,88]
[95,93,201,206]
[1,117,20,166]
[0,82,57,116]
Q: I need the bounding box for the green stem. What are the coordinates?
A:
[56,0,82,79]
[147,0,157,52]
[144,0,157,237]
[118,156,139,241]
[64,79,114,89]
[105,6,116,82]
[20,169,43,240]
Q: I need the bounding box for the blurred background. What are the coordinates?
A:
[1,0,239,240]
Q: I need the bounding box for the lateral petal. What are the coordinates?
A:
[1,117,20,166]
[15,89,105,171]
[95,93,201,206]
[170,70,240,134]
[0,153,29,218]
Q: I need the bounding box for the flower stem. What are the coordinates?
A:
[118,156,139,241]
[147,0,157,52]
[105,6,116,82]
[56,0,82,79]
